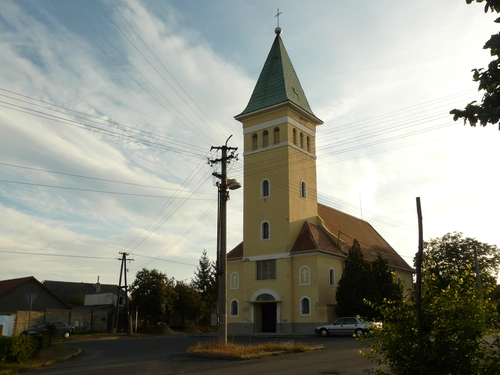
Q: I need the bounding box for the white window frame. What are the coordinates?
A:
[261,221,270,240]
[261,179,270,198]
[300,297,311,316]
[230,299,239,317]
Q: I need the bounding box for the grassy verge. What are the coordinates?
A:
[0,346,80,374]
[187,340,322,359]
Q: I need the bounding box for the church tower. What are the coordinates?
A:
[235,27,323,259]
[227,27,414,335]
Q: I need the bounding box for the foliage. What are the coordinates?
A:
[191,249,217,325]
[360,261,500,375]
[336,239,379,318]
[129,268,177,326]
[371,254,403,306]
[174,281,203,326]
[421,232,500,291]
[0,336,40,363]
[450,0,500,128]
[187,340,313,356]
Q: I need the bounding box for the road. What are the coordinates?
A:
[31,334,379,375]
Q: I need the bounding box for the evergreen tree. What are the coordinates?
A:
[371,254,403,305]
[191,250,217,325]
[336,239,379,318]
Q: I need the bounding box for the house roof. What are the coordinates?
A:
[316,203,413,272]
[42,280,124,307]
[228,203,414,273]
[0,276,70,308]
[0,276,36,297]
[235,28,319,120]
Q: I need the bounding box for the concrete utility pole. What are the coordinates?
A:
[114,252,134,334]
[208,136,240,344]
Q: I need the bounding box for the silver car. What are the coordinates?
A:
[314,316,373,337]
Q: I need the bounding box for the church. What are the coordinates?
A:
[226,26,413,334]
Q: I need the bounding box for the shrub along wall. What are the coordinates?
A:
[0,335,48,363]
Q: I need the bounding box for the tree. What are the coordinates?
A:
[450,0,500,128]
[360,262,500,375]
[174,281,203,326]
[422,232,500,291]
[191,250,217,325]
[336,239,379,318]
[371,254,403,305]
[129,268,177,327]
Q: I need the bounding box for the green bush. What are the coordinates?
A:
[0,336,43,363]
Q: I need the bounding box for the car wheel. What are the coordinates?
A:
[63,331,70,339]
[320,328,329,337]
[355,328,365,337]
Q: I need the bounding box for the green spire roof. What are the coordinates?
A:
[236,29,317,119]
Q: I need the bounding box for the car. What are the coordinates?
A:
[314,316,377,337]
[20,321,75,339]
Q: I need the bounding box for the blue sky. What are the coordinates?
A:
[1,0,499,286]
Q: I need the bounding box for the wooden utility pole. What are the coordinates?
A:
[208,136,239,344]
[416,197,424,375]
[114,252,133,334]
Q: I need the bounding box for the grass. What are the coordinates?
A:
[0,346,80,374]
[187,340,321,358]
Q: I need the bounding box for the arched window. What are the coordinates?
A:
[300,297,311,315]
[293,128,297,145]
[261,179,270,198]
[299,266,310,285]
[273,127,280,144]
[252,133,258,150]
[263,130,269,147]
[300,181,307,199]
[230,272,240,289]
[300,132,304,149]
[306,136,311,152]
[230,300,239,316]
[329,268,335,286]
[261,221,270,240]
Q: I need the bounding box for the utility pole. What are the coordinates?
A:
[208,135,240,344]
[114,252,134,334]
[415,197,424,375]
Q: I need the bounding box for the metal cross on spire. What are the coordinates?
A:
[275,8,282,27]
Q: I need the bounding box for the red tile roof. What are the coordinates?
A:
[227,203,413,273]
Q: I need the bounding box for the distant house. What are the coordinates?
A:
[42,280,126,308]
[42,279,127,332]
[0,276,70,335]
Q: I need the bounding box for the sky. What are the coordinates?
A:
[1,0,499,287]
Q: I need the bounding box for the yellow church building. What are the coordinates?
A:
[226,26,413,334]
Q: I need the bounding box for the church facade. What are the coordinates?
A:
[226,27,413,334]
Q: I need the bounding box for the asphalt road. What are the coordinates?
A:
[31,334,381,375]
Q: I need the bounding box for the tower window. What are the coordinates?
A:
[274,127,280,144]
[263,130,269,147]
[261,179,270,198]
[300,297,311,315]
[300,181,307,199]
[329,268,335,286]
[261,221,270,240]
[230,300,239,316]
[300,132,304,149]
[257,259,276,280]
[252,133,258,150]
[293,128,297,145]
[306,136,310,152]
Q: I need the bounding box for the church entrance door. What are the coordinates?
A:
[261,302,277,333]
